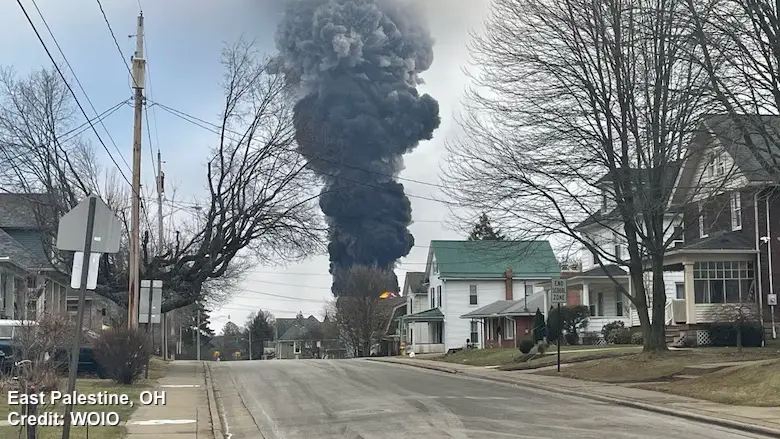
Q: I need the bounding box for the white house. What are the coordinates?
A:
[570,165,687,338]
[401,240,560,353]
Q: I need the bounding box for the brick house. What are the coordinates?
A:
[663,115,780,341]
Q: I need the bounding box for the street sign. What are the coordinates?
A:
[551,278,567,304]
[70,251,101,290]
[139,280,162,324]
[56,195,122,253]
[768,294,778,306]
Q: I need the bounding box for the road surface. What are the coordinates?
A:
[209,359,769,439]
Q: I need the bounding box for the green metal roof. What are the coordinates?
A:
[429,240,560,279]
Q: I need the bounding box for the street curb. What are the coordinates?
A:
[203,361,224,439]
[370,358,780,438]
[365,357,461,374]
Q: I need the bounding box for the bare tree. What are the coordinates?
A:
[687,0,780,181]
[0,39,324,314]
[443,0,725,351]
[329,265,395,357]
[2,314,75,439]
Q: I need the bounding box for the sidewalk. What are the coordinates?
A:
[368,357,780,438]
[125,361,214,439]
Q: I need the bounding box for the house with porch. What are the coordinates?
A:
[401,240,560,353]
[570,163,685,340]
[0,193,116,330]
[460,289,546,348]
[661,114,780,342]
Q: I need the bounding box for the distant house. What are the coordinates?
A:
[378,295,407,356]
[274,314,345,359]
[0,193,119,330]
[401,240,560,353]
[461,290,546,348]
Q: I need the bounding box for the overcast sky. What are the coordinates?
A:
[0,0,490,332]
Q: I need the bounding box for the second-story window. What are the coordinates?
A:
[699,201,709,238]
[613,232,622,260]
[436,286,441,308]
[601,192,608,212]
[731,192,742,231]
[469,285,478,305]
[430,287,435,309]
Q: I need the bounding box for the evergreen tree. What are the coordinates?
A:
[246,310,275,359]
[468,213,506,240]
[532,309,546,342]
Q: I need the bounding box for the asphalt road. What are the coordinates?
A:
[209,359,769,439]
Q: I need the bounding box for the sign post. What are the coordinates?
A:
[57,195,121,439]
[551,278,567,373]
[140,280,162,378]
[768,293,777,340]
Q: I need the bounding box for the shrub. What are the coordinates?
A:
[518,339,535,354]
[564,332,579,345]
[601,321,626,339]
[93,328,152,384]
[631,332,643,345]
[607,328,632,344]
[532,309,546,342]
[537,342,548,354]
[709,323,764,348]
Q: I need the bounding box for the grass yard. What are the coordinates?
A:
[538,347,780,383]
[0,356,169,439]
[636,359,780,406]
[432,345,642,368]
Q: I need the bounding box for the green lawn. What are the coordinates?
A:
[0,357,169,439]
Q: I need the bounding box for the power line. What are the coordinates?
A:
[28,0,131,173]
[149,100,459,206]
[95,0,136,88]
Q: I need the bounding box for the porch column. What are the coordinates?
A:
[581,283,590,308]
[684,261,696,325]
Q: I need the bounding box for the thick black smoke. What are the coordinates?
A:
[272,0,441,297]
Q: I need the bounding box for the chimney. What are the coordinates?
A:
[505,268,513,300]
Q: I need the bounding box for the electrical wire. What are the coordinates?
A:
[29,0,131,172]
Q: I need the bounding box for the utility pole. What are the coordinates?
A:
[128,12,145,329]
[157,150,166,358]
[196,303,201,361]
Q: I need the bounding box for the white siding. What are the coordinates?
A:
[690,144,749,203]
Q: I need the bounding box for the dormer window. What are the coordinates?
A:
[706,153,725,177]
[432,261,438,275]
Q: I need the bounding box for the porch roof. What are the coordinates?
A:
[666,232,756,255]
[564,264,629,286]
[403,308,444,322]
[460,292,545,319]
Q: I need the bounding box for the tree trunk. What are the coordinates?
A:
[26,403,37,439]
[645,258,669,353]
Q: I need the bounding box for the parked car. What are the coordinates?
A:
[0,320,104,377]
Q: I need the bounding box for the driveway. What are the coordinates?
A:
[208,359,772,439]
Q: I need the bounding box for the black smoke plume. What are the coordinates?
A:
[272,0,441,296]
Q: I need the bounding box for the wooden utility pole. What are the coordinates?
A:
[128,12,145,329]
[157,150,167,357]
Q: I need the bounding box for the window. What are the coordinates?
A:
[293,341,301,354]
[505,318,516,340]
[716,154,725,175]
[731,192,742,230]
[430,287,435,309]
[436,286,441,308]
[433,261,438,274]
[469,285,478,305]
[615,291,624,317]
[524,284,534,309]
[469,321,479,344]
[601,192,608,212]
[597,292,604,316]
[693,261,754,304]
[698,202,709,238]
[672,225,684,246]
[676,282,685,300]
[66,298,79,313]
[613,232,622,259]
[409,327,413,344]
